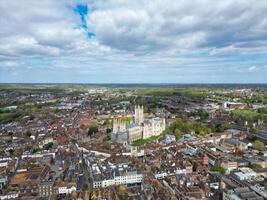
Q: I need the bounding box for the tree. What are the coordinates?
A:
[44,142,53,150]
[198,130,206,136]
[215,121,229,132]
[248,163,262,169]
[106,128,112,134]
[103,135,111,141]
[6,139,12,144]
[189,109,209,121]
[174,129,182,140]
[87,125,98,137]
[32,148,40,153]
[252,140,265,151]
[24,131,32,137]
[250,127,257,134]
[103,119,111,126]
[211,165,226,175]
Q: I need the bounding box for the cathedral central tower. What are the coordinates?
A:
[134,105,144,125]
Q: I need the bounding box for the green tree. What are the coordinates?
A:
[215,121,229,132]
[86,120,99,137]
[250,124,258,134]
[24,131,32,137]
[103,119,111,126]
[103,135,111,141]
[211,165,226,175]
[106,128,112,134]
[248,163,262,169]
[253,140,265,151]
[32,148,40,153]
[88,125,98,137]
[174,129,182,140]
[44,142,53,150]
[6,139,12,144]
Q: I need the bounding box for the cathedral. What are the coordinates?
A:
[111,105,166,144]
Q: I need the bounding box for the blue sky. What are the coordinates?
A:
[0,0,267,83]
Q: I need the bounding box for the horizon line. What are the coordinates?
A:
[0,82,267,85]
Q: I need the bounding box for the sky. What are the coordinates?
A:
[0,0,267,83]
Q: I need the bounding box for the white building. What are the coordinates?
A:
[0,194,19,200]
[93,171,143,188]
[143,117,166,139]
[57,185,76,194]
[112,118,126,133]
[128,125,143,143]
[91,162,143,188]
[134,105,144,125]
[112,105,166,144]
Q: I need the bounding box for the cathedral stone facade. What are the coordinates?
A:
[111,105,166,144]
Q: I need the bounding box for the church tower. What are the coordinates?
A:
[134,105,144,125]
[112,118,126,133]
[112,118,118,133]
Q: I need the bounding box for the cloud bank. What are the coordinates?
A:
[0,0,267,83]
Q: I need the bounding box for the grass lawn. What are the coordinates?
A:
[0,112,20,123]
[132,133,165,146]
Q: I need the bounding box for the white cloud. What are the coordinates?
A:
[209,45,237,56]
[1,0,267,61]
[236,65,259,73]
[0,60,19,68]
[0,0,267,83]
[0,0,112,59]
[248,66,257,72]
[87,0,267,54]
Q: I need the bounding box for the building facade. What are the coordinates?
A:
[93,171,143,188]
[112,105,166,144]
[38,181,54,197]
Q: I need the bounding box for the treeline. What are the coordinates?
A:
[133,119,229,146]
[231,108,267,123]
[0,103,58,123]
[136,87,209,99]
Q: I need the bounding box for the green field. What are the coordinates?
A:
[0,112,21,123]
[132,133,165,146]
[135,87,209,97]
[0,103,58,123]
